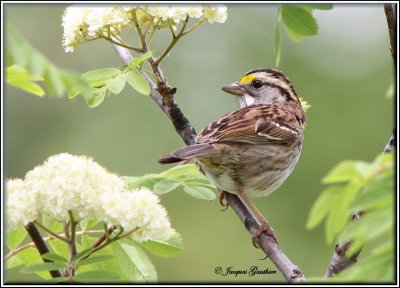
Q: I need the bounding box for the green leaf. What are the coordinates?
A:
[28,51,47,76]
[338,210,393,256]
[7,227,27,249]
[76,255,114,268]
[85,86,108,108]
[111,240,157,281]
[44,64,65,97]
[349,177,393,212]
[128,51,153,68]
[48,240,69,260]
[300,4,333,10]
[125,68,150,96]
[105,73,126,94]
[41,253,67,263]
[79,219,99,230]
[283,26,304,42]
[124,174,164,190]
[306,185,342,230]
[6,65,45,96]
[42,214,63,233]
[140,231,184,257]
[7,25,30,67]
[159,164,202,180]
[274,22,281,67]
[21,262,67,273]
[6,254,22,269]
[81,68,121,88]
[73,270,120,282]
[73,248,94,263]
[281,6,318,38]
[322,161,360,184]
[183,185,216,200]
[16,247,51,279]
[153,178,181,195]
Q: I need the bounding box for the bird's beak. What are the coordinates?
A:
[221,81,244,96]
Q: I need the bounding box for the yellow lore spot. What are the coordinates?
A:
[239,74,256,84]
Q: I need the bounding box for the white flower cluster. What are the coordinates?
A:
[62,5,228,52]
[6,153,172,242]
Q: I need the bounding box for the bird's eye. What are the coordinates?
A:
[252,80,263,89]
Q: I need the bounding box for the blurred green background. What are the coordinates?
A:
[5,4,393,282]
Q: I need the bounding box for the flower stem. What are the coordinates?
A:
[154,16,190,65]
[99,35,144,53]
[34,221,69,242]
[182,17,206,36]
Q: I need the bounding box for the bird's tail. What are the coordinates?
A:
[158,144,216,164]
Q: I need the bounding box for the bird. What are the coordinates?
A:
[159,68,306,246]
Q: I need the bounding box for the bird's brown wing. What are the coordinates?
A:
[196,104,303,145]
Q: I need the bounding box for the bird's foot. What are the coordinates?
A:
[251,222,278,248]
[219,191,229,211]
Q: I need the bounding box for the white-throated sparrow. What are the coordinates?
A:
[159,68,306,245]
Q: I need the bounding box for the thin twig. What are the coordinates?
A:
[182,17,207,36]
[34,221,69,242]
[99,35,144,53]
[324,212,363,277]
[67,211,77,277]
[25,223,62,279]
[112,44,305,282]
[6,230,105,261]
[133,10,148,51]
[154,16,189,65]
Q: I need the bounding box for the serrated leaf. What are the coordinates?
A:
[274,23,281,67]
[125,68,150,96]
[153,178,181,195]
[105,73,126,94]
[281,6,318,38]
[140,231,183,257]
[21,262,67,273]
[128,51,153,68]
[7,227,27,249]
[111,240,157,281]
[77,255,114,268]
[183,185,216,200]
[73,270,120,282]
[306,185,342,229]
[81,68,121,87]
[42,253,67,263]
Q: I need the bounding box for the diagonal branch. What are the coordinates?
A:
[325,5,396,278]
[25,222,62,278]
[113,44,305,282]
